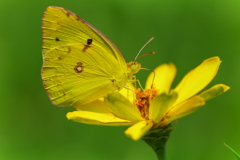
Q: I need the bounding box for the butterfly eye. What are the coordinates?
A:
[87,39,93,45]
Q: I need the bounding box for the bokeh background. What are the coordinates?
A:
[0,0,239,160]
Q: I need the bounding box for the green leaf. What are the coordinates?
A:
[224,143,240,160]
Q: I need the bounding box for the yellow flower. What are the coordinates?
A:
[67,57,229,141]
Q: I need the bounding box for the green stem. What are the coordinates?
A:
[142,125,173,160]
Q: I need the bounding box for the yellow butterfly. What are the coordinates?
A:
[41,6,141,107]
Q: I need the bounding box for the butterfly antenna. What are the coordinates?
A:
[134,37,155,61]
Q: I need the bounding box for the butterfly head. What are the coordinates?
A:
[127,61,141,74]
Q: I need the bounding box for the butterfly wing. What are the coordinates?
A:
[42,6,126,67]
[42,6,130,106]
[42,44,126,106]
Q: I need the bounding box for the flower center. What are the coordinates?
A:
[135,85,158,119]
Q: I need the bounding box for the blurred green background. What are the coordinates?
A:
[0,0,239,159]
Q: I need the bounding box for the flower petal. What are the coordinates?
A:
[149,92,178,123]
[146,63,177,94]
[105,92,144,123]
[199,84,230,101]
[73,99,110,113]
[173,57,221,105]
[66,111,132,126]
[124,120,154,141]
[164,96,205,125]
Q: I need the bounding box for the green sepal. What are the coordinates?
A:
[142,124,173,160]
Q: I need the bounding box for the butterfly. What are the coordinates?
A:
[41,6,141,107]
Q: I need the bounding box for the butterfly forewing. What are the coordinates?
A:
[42,6,126,68]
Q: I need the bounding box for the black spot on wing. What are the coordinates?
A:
[82,39,93,52]
[55,37,60,41]
[87,39,93,45]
